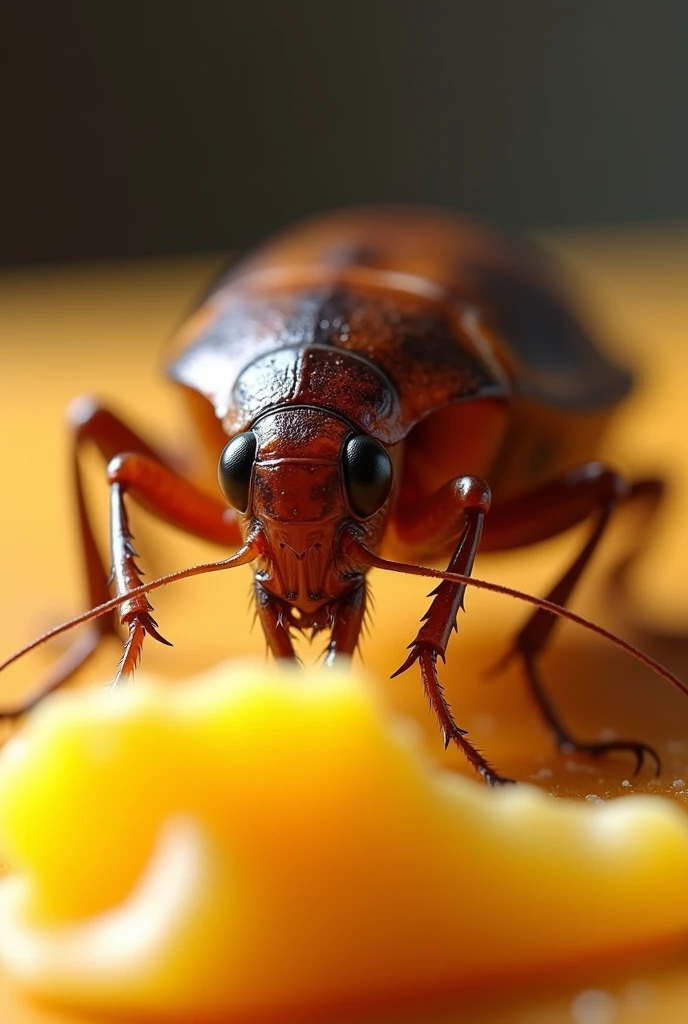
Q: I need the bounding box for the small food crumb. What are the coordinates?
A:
[672,779,686,790]
[621,780,632,788]
[585,794,604,804]
[570,988,618,1024]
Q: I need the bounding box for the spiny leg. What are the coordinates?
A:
[105,451,244,684]
[0,403,244,718]
[394,476,513,785]
[0,401,187,716]
[489,467,662,775]
[67,400,179,653]
[108,482,172,684]
[48,401,163,685]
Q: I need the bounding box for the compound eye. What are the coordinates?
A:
[343,435,393,518]
[218,431,257,512]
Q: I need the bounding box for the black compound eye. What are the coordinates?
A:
[343,435,393,518]
[218,431,257,512]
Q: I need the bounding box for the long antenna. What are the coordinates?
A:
[0,541,258,675]
[348,538,688,698]
[0,536,686,699]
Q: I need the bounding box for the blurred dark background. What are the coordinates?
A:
[2,0,687,267]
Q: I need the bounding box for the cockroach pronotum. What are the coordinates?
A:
[1,208,685,785]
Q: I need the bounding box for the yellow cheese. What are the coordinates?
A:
[0,663,686,1019]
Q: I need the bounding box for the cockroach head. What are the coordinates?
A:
[218,405,393,528]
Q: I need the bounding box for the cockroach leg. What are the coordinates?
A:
[69,399,179,642]
[491,468,665,775]
[392,477,492,679]
[0,401,246,717]
[108,481,172,685]
[104,452,243,681]
[393,478,514,783]
[0,401,189,716]
[521,655,660,776]
[416,647,514,785]
[606,478,666,609]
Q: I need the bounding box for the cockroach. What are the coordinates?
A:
[1,208,685,785]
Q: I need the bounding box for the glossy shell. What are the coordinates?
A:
[166,208,632,501]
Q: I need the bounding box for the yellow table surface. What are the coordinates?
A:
[2,226,688,1022]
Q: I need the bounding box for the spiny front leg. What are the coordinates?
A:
[109,481,171,684]
[394,477,512,785]
[412,647,512,785]
[105,449,244,684]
